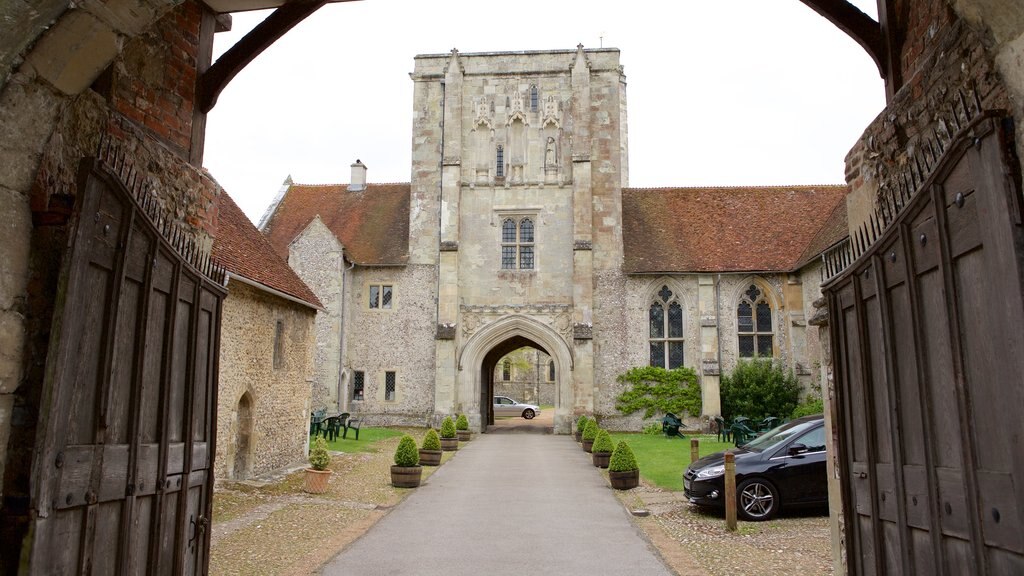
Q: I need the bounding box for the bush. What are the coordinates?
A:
[608,441,638,472]
[720,359,800,421]
[592,429,614,453]
[582,419,599,442]
[615,366,702,419]
[642,422,662,435]
[394,435,420,467]
[440,416,457,439]
[455,414,469,431]
[576,415,589,435]
[791,392,825,419]
[421,429,441,451]
[308,436,330,471]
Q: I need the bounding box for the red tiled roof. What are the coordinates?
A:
[212,192,323,309]
[794,197,849,269]
[261,183,410,266]
[622,185,848,273]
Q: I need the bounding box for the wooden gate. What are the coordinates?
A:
[824,114,1024,574]
[28,152,226,574]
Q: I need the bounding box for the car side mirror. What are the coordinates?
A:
[788,443,808,456]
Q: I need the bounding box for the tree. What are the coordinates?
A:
[720,358,800,421]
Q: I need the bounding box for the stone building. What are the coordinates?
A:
[261,47,849,433]
[212,192,321,481]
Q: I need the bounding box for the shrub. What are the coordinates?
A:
[440,416,457,439]
[720,359,800,422]
[642,422,662,435]
[576,415,589,435]
[582,419,599,442]
[394,435,420,467]
[615,366,702,419]
[308,436,330,471]
[592,429,614,453]
[421,429,441,451]
[791,391,825,419]
[455,414,469,431]
[608,441,638,472]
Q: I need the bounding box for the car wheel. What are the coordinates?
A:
[522,409,535,420]
[737,478,779,521]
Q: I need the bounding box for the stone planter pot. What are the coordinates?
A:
[440,437,459,451]
[456,430,471,442]
[303,468,332,494]
[582,439,594,453]
[391,465,423,488]
[592,451,611,468]
[609,469,640,490]
[419,449,442,466]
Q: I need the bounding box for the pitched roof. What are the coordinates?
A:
[212,191,323,309]
[622,185,848,273]
[794,197,849,269]
[261,183,410,266]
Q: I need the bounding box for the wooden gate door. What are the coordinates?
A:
[824,115,1024,575]
[28,155,226,575]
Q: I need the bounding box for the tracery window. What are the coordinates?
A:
[738,284,774,357]
[649,285,684,369]
[501,217,535,270]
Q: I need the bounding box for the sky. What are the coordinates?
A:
[203,0,886,224]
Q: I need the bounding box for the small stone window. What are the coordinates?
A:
[496,145,504,178]
[738,284,774,358]
[352,371,364,401]
[530,85,539,112]
[649,285,684,369]
[548,360,555,382]
[502,359,511,381]
[369,284,392,309]
[384,371,396,401]
[501,217,535,270]
[273,320,284,369]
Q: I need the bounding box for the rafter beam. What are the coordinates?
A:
[197,0,328,113]
[798,0,887,78]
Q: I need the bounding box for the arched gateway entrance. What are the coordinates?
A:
[457,315,574,434]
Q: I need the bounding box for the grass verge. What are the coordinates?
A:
[608,433,733,491]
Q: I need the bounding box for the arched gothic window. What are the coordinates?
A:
[738,284,774,357]
[649,285,684,369]
[548,360,555,382]
[501,217,535,269]
[502,359,511,381]
[530,85,539,112]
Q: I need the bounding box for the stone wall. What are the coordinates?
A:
[216,281,315,480]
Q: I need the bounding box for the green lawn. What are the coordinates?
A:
[312,427,404,453]
[607,433,734,491]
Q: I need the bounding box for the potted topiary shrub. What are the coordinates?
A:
[455,414,471,442]
[440,416,459,451]
[582,419,599,453]
[591,429,614,468]
[575,415,589,442]
[304,435,333,494]
[419,429,442,466]
[391,434,422,487]
[608,440,640,489]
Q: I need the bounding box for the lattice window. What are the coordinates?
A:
[530,85,539,112]
[502,359,511,381]
[369,284,393,309]
[385,371,396,401]
[738,284,774,358]
[496,145,504,177]
[500,216,536,270]
[352,371,364,401]
[648,285,684,369]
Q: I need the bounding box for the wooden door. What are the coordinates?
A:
[28,156,225,575]
[824,115,1024,574]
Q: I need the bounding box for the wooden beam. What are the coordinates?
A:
[197,0,327,113]
[798,0,887,79]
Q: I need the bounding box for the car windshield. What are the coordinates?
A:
[740,419,820,452]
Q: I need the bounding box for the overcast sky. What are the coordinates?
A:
[203,0,885,224]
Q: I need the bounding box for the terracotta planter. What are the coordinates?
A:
[419,448,442,466]
[609,469,639,490]
[574,431,583,442]
[391,465,422,488]
[582,439,594,453]
[303,468,332,494]
[592,451,611,468]
[440,437,459,451]
[456,430,471,442]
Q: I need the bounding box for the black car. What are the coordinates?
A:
[683,414,828,521]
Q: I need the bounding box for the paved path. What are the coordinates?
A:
[319,433,674,576]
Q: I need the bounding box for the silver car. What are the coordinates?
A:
[493,396,540,419]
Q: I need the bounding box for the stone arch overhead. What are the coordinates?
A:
[729,275,783,311]
[457,314,574,373]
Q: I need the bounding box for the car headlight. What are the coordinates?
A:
[696,465,725,479]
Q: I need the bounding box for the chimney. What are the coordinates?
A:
[348,160,367,191]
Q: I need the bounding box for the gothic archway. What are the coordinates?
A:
[233,392,254,480]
